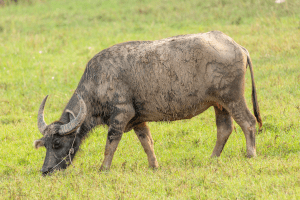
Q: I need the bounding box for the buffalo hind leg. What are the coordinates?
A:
[100,104,135,171]
[134,122,159,169]
[211,106,234,157]
[227,98,257,157]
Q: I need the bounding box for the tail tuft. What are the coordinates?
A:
[247,55,263,129]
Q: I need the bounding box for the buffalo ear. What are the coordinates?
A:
[34,139,45,149]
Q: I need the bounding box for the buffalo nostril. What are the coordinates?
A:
[40,167,51,174]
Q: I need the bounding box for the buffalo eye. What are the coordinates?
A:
[52,140,61,149]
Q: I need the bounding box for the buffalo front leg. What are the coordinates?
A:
[134,122,159,169]
[100,104,135,171]
[211,106,234,157]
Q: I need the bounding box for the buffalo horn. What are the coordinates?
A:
[37,95,49,135]
[58,93,87,135]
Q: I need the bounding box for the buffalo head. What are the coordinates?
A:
[34,94,87,176]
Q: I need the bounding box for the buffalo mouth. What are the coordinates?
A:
[42,171,50,176]
[41,168,53,176]
[41,167,63,176]
[41,162,69,176]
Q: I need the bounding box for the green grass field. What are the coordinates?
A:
[0,0,300,199]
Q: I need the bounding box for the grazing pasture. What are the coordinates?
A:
[0,0,299,199]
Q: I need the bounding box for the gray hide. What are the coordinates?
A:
[34,31,262,175]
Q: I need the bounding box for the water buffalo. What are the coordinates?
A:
[34,31,262,175]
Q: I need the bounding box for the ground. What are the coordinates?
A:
[0,0,299,199]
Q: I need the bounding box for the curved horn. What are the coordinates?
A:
[58,93,87,135]
[66,109,76,121]
[38,95,49,135]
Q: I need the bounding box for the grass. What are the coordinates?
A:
[0,0,300,199]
